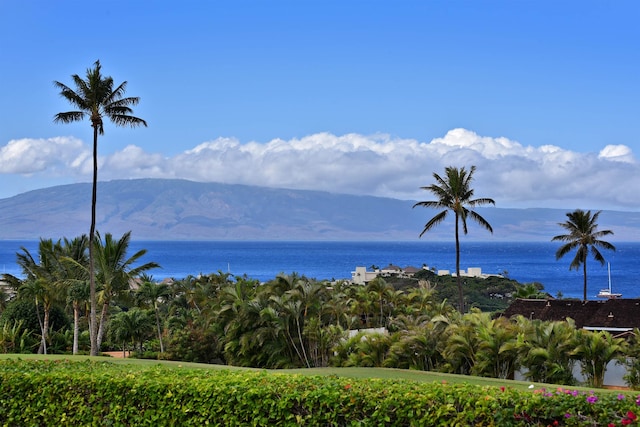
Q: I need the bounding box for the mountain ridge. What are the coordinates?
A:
[1,178,638,241]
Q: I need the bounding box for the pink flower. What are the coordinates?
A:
[622,412,637,425]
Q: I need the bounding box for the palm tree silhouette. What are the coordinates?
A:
[54,61,147,355]
[413,166,495,312]
[552,209,615,301]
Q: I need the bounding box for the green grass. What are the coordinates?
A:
[279,366,544,390]
[0,353,250,371]
[0,353,624,394]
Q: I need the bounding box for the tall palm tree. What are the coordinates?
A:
[54,61,147,356]
[552,209,615,301]
[67,281,90,355]
[18,279,50,354]
[413,166,495,312]
[136,279,171,353]
[4,236,90,354]
[365,278,395,328]
[58,235,90,355]
[93,231,159,350]
[9,239,67,354]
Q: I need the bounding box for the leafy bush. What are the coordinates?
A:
[0,320,35,354]
[387,270,520,312]
[0,300,70,334]
[1,359,640,426]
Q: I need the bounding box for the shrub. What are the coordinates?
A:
[0,300,70,336]
[1,359,639,426]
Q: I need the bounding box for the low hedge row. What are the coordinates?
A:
[0,360,639,426]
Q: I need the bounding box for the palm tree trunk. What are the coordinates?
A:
[583,256,588,302]
[285,327,305,367]
[72,301,80,355]
[42,306,50,355]
[35,301,46,354]
[154,303,164,353]
[89,125,98,356]
[455,213,464,312]
[295,316,311,368]
[96,302,109,351]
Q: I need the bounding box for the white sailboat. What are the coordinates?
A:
[597,263,621,299]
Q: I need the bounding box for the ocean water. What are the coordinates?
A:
[1,240,638,300]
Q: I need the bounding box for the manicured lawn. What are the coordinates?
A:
[280,366,546,391]
[0,353,623,394]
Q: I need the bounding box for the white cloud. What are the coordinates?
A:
[599,144,634,163]
[1,129,639,210]
[0,137,89,175]
[102,145,168,177]
[430,128,528,159]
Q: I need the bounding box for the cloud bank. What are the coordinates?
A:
[1,128,638,210]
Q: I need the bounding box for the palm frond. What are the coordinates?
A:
[468,210,494,233]
[108,114,148,128]
[418,210,448,237]
[53,111,85,124]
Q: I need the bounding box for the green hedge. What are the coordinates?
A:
[0,360,639,426]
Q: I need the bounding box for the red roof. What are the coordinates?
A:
[502,298,640,330]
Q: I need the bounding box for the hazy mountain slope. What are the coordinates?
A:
[0,178,638,241]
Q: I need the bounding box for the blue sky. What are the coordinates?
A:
[1,1,639,211]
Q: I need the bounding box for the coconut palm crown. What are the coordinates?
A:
[54,60,147,356]
[552,209,615,302]
[413,165,495,312]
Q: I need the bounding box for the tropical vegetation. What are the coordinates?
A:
[1,231,638,390]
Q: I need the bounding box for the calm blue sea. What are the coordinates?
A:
[1,240,638,300]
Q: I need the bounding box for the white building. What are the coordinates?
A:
[351,266,380,285]
[437,267,498,278]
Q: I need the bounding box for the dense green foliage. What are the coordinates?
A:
[389,268,524,312]
[2,233,639,390]
[0,300,69,337]
[1,359,639,426]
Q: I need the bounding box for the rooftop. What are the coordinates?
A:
[501,298,640,330]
